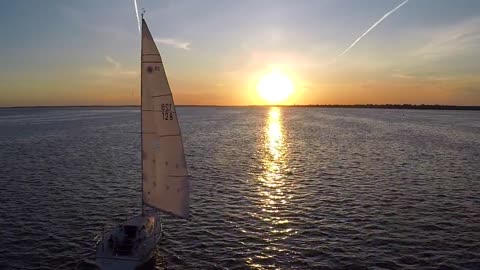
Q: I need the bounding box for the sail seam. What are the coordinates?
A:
[152,94,172,97]
[142,61,163,63]
[158,134,181,137]
[143,202,188,219]
[142,132,181,137]
[142,110,177,113]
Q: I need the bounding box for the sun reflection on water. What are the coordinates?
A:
[247,107,294,269]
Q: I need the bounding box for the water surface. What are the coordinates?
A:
[0,107,479,269]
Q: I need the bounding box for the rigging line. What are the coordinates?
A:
[140,15,145,215]
[152,94,172,97]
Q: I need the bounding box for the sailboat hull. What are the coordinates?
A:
[95,213,162,270]
[96,256,149,270]
[94,17,188,270]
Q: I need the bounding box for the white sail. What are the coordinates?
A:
[141,19,189,218]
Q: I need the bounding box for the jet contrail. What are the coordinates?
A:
[134,0,140,33]
[339,0,409,56]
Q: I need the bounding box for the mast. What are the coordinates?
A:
[140,12,144,216]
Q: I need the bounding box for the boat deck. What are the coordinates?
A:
[95,214,162,268]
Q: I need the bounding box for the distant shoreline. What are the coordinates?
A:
[1,104,479,110]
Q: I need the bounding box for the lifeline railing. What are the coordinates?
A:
[94,217,162,257]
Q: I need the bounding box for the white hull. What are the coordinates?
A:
[96,256,149,270]
[95,213,162,270]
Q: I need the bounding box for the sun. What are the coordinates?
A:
[257,70,294,104]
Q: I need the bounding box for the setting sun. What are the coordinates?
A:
[257,70,294,104]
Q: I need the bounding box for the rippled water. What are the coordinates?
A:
[1,107,479,270]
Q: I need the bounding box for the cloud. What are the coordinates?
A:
[154,38,191,50]
[105,56,121,69]
[339,0,409,56]
[392,73,415,79]
[89,69,138,78]
[91,56,137,78]
[392,72,454,82]
[416,17,480,60]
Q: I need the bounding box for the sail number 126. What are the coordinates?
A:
[161,103,173,120]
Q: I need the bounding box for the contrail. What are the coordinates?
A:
[134,0,140,33]
[339,0,409,56]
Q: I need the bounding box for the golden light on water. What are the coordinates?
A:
[266,108,282,162]
[259,107,291,228]
[247,107,294,269]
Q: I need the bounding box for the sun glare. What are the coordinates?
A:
[257,70,294,104]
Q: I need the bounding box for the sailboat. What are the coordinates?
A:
[95,16,190,270]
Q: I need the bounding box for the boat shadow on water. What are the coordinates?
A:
[74,254,163,270]
[135,256,156,270]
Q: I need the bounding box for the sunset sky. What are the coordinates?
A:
[1,0,479,106]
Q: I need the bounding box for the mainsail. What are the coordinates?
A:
[141,19,189,218]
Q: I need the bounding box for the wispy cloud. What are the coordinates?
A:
[392,73,415,79]
[99,55,139,78]
[89,69,137,78]
[392,72,454,82]
[105,56,121,69]
[339,0,409,56]
[416,17,480,60]
[155,38,191,50]
[89,57,136,78]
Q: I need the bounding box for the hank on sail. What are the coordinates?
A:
[95,15,190,270]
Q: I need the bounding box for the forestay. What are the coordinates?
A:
[141,19,189,218]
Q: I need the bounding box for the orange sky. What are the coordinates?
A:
[1,1,479,106]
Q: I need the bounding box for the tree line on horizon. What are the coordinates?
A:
[2,104,480,110]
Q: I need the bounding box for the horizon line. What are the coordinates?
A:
[1,104,479,110]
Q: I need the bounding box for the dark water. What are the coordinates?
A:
[1,107,479,270]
